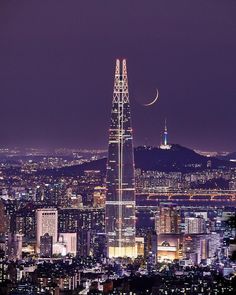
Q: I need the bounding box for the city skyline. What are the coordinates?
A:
[0,1,235,151]
[0,2,235,294]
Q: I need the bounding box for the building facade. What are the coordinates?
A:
[105,59,136,258]
[36,208,58,253]
[40,233,53,258]
[156,205,181,234]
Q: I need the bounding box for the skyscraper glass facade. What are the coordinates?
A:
[105,59,136,258]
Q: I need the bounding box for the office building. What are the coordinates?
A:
[36,208,58,253]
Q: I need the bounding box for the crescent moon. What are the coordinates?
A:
[143,89,159,107]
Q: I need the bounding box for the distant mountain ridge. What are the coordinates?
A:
[217,151,236,161]
[134,144,234,172]
[38,144,236,177]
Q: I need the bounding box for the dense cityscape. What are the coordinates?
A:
[0,58,235,295]
[1,2,236,294]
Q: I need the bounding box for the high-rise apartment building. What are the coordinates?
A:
[156,205,181,234]
[185,216,206,234]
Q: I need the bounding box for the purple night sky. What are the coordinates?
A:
[0,1,235,151]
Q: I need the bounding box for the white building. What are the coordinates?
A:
[53,237,67,256]
[36,208,58,253]
[59,233,77,256]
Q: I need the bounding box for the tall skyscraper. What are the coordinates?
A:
[36,208,58,253]
[105,59,136,258]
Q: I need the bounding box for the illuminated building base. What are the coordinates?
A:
[160,144,171,150]
[108,246,137,258]
[157,247,178,262]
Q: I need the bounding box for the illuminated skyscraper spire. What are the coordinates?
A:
[105,59,136,258]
